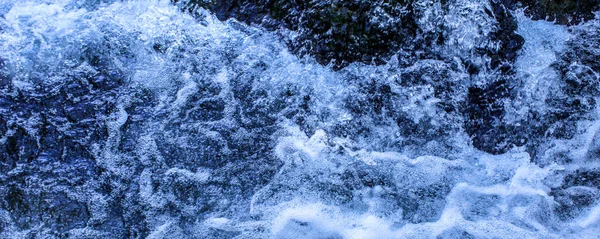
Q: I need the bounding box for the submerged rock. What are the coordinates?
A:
[539,17,600,152]
[3,0,600,237]
[176,0,532,71]
[174,0,532,155]
[462,0,528,154]
[551,169,600,219]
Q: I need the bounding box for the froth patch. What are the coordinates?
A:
[271,202,399,239]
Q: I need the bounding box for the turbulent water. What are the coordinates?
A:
[1,0,600,238]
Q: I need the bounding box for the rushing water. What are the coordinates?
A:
[1,0,599,238]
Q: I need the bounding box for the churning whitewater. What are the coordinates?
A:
[1,0,599,238]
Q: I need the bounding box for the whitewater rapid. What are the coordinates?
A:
[0,0,599,238]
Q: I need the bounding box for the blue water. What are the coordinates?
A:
[1,0,599,238]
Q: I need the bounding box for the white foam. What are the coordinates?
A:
[147,221,187,239]
[576,203,600,228]
[2,0,600,238]
[508,10,572,122]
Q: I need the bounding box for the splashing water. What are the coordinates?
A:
[0,0,599,238]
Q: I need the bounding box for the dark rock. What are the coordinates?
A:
[551,186,599,219]
[176,0,532,72]
[464,77,527,154]
[445,0,527,154]
[460,194,501,221]
[396,183,452,223]
[89,74,122,91]
[175,0,534,157]
[3,127,39,171]
[0,183,91,235]
[551,169,600,219]
[561,169,600,188]
[531,18,600,157]
[0,58,11,89]
[488,0,526,71]
[0,40,131,237]
[176,0,418,69]
[203,228,242,239]
[555,20,600,90]
[513,0,600,25]
[465,17,600,158]
[46,193,90,233]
